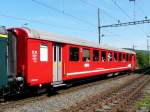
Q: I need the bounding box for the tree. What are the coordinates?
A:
[136,51,149,68]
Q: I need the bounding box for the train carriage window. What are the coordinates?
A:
[82,49,90,62]
[114,52,118,61]
[69,47,79,61]
[40,44,48,62]
[101,51,106,62]
[128,54,131,61]
[130,55,132,61]
[93,50,99,61]
[119,53,122,61]
[108,52,113,62]
[126,54,129,61]
[123,54,126,61]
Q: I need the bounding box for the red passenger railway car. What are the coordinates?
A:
[6,27,136,89]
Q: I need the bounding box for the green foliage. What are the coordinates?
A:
[136,51,149,68]
[136,95,150,110]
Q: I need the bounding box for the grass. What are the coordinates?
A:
[135,94,150,110]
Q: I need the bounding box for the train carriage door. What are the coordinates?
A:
[53,44,62,83]
[0,26,8,89]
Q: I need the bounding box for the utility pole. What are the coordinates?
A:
[133,44,136,51]
[133,0,136,20]
[129,0,136,20]
[147,36,150,66]
[133,45,135,51]
[98,8,101,45]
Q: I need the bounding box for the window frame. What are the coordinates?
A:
[108,51,113,62]
[114,52,118,62]
[82,48,91,62]
[126,54,129,61]
[128,54,130,61]
[101,50,107,62]
[93,49,99,62]
[122,53,126,61]
[129,54,132,61]
[119,52,122,62]
[69,46,80,62]
[40,44,48,62]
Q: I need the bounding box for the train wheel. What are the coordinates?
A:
[128,71,131,75]
[46,85,57,96]
[0,97,5,102]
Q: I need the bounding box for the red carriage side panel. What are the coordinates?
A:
[62,44,133,81]
[26,39,53,86]
[131,54,137,69]
[8,27,136,89]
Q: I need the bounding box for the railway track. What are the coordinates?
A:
[62,74,150,112]
[0,74,131,111]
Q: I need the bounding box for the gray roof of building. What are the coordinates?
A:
[0,26,7,34]
[22,27,136,54]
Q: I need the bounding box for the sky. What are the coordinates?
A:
[0,0,150,50]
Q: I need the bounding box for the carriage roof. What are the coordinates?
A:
[22,27,135,54]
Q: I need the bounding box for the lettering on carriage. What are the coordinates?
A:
[32,50,38,63]
[128,64,131,68]
[31,79,39,82]
[84,63,90,67]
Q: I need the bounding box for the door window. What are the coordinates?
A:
[54,46,56,61]
[59,46,61,61]
[40,44,48,62]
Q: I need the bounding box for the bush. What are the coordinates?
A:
[136,51,149,68]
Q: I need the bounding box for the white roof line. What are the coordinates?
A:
[22,27,135,54]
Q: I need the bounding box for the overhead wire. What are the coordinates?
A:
[79,0,118,22]
[31,0,96,27]
[0,14,95,32]
[111,0,131,19]
[110,0,148,36]
[80,0,124,43]
[136,3,147,18]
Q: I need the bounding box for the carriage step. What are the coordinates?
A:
[53,83,66,87]
[52,81,66,87]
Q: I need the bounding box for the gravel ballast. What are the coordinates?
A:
[3,74,140,112]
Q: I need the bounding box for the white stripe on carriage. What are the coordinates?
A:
[67,67,129,76]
